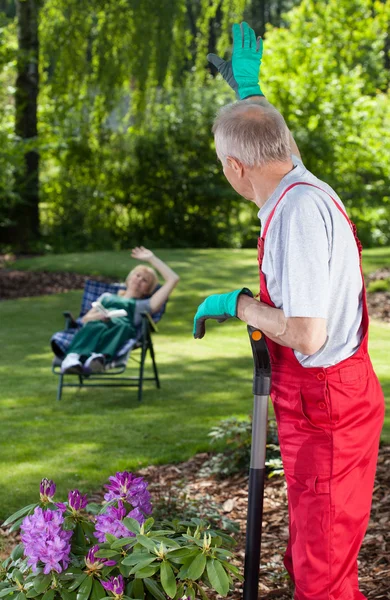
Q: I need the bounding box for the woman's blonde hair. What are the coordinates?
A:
[121,265,158,297]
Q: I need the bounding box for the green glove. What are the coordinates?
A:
[207,22,264,100]
[193,288,253,339]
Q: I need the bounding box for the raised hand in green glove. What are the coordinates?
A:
[207,21,263,100]
[193,288,253,339]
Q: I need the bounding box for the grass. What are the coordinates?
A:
[0,248,389,518]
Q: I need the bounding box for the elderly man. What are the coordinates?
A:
[193,22,384,600]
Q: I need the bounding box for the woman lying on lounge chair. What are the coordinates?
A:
[60,247,180,375]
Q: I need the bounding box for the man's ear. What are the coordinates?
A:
[226,156,244,177]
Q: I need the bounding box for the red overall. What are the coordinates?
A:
[258,182,385,600]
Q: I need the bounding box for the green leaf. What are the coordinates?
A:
[186,553,206,581]
[142,518,154,533]
[135,536,155,552]
[220,560,243,579]
[3,504,38,527]
[151,538,180,549]
[26,590,40,598]
[129,559,158,575]
[11,545,24,561]
[178,558,193,580]
[90,580,105,600]
[160,562,176,599]
[16,593,27,600]
[104,534,118,545]
[60,590,77,600]
[186,586,195,600]
[0,588,18,599]
[134,566,159,579]
[118,564,132,578]
[10,517,28,533]
[206,559,230,596]
[94,550,120,559]
[194,583,208,600]
[167,549,198,564]
[131,580,143,600]
[122,518,141,534]
[173,584,184,600]
[110,537,136,550]
[41,591,55,600]
[11,570,24,584]
[63,517,76,531]
[68,575,88,592]
[76,576,93,600]
[34,574,52,594]
[121,552,150,566]
[73,524,87,551]
[143,579,165,600]
[85,503,101,515]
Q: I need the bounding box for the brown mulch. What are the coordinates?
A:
[0,269,116,300]
[366,268,390,323]
[135,446,390,600]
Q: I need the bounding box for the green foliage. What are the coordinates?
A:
[0,14,24,234]
[263,0,390,246]
[199,417,283,479]
[1,498,242,600]
[40,82,248,251]
[2,0,390,249]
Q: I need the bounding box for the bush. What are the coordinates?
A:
[198,418,283,479]
[0,473,242,600]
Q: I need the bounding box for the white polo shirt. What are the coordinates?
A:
[258,156,363,367]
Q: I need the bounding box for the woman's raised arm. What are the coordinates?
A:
[131,247,180,313]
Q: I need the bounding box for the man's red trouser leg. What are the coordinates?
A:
[272,360,384,600]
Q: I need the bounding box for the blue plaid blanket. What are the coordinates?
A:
[51,279,166,359]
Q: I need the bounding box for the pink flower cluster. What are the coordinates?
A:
[94,501,144,543]
[104,471,152,514]
[20,507,73,574]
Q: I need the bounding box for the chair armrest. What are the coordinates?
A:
[141,311,158,333]
[63,311,78,329]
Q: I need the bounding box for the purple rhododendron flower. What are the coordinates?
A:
[101,575,125,597]
[40,478,56,502]
[68,489,88,512]
[21,507,72,574]
[94,501,145,543]
[85,545,116,570]
[104,471,152,514]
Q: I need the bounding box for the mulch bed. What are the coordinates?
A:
[135,446,390,600]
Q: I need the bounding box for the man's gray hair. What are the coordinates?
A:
[212,102,291,168]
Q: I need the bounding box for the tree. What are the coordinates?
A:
[263,0,390,245]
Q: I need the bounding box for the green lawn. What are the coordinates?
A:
[0,248,389,518]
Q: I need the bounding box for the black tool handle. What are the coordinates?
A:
[243,326,271,600]
[248,325,271,396]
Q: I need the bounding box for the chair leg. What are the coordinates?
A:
[149,340,160,389]
[57,375,64,401]
[138,345,147,402]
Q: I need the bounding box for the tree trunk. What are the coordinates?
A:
[5,0,40,251]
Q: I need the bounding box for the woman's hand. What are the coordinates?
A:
[82,308,110,323]
[131,246,154,262]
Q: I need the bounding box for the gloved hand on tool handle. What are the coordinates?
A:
[207,21,264,100]
[193,288,253,339]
